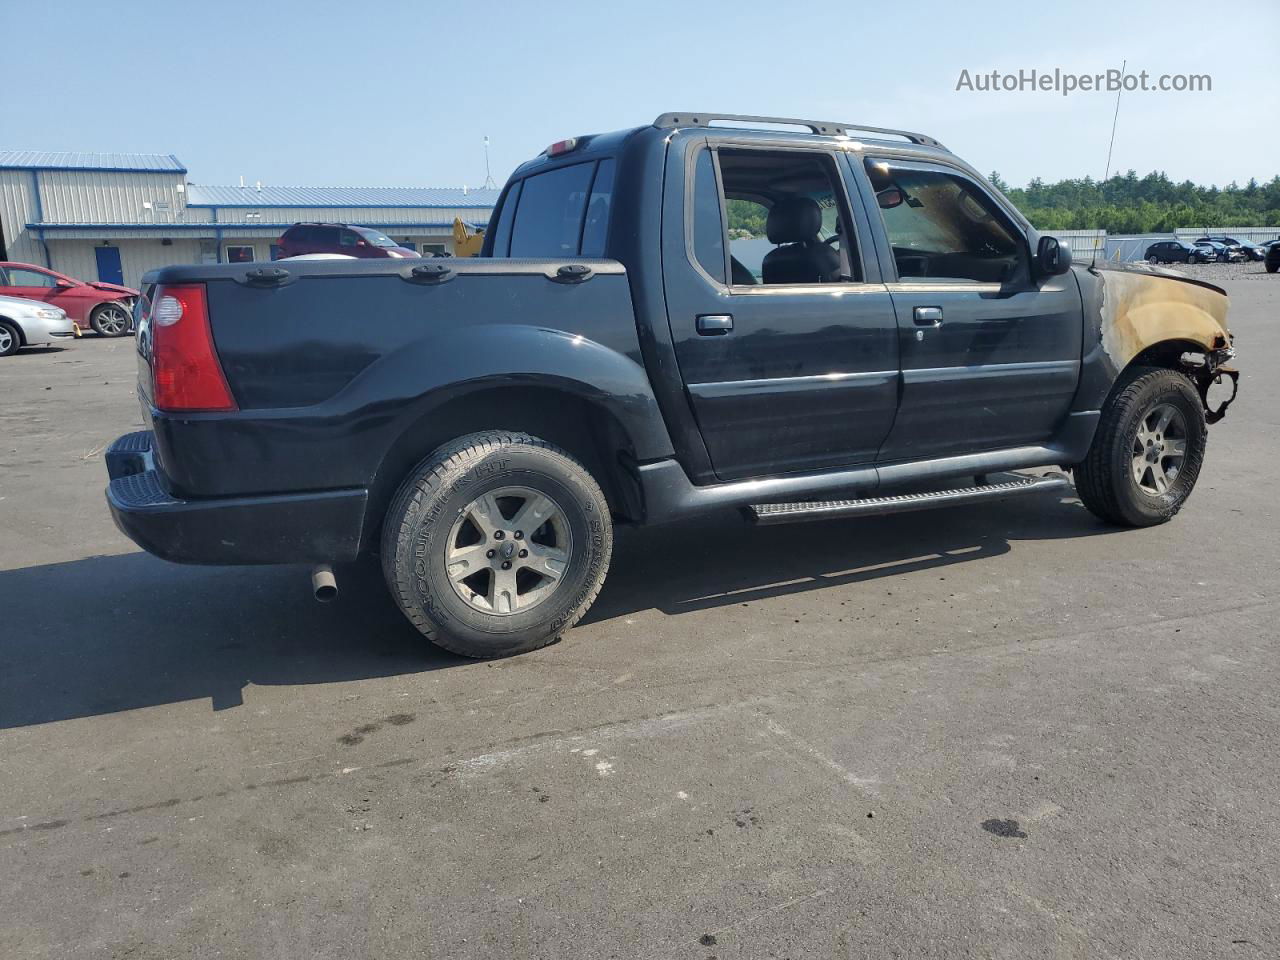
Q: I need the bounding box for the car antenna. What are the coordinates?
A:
[1092,58,1126,271]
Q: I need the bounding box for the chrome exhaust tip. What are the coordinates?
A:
[311,564,338,603]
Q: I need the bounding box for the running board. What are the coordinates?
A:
[747,473,1072,525]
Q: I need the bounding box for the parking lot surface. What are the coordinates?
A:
[2,272,1277,959]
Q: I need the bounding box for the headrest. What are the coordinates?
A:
[766,196,823,244]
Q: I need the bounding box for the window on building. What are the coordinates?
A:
[226,245,255,263]
[865,159,1025,283]
[421,243,447,256]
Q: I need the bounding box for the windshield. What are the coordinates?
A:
[355,228,397,248]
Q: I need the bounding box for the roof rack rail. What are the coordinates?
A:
[652,112,946,150]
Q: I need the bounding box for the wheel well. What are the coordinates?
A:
[1117,337,1236,421]
[1127,338,1215,374]
[363,385,644,552]
[0,317,22,345]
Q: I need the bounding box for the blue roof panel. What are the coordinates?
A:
[0,150,186,172]
[186,184,500,208]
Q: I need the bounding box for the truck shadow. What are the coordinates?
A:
[0,491,1118,729]
[585,490,1114,624]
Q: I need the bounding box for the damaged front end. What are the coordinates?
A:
[1088,261,1239,423]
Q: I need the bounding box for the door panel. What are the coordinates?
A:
[676,289,901,478]
[879,281,1082,460]
[852,156,1082,461]
[661,137,900,482]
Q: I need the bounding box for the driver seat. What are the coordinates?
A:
[761,196,840,284]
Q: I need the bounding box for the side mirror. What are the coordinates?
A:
[876,187,905,210]
[55,278,75,288]
[1036,235,1072,277]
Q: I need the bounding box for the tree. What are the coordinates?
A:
[1003,169,1280,232]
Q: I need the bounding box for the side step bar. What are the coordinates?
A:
[747,473,1072,525]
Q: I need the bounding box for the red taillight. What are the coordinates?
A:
[151,283,237,412]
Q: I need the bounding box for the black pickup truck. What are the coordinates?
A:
[106,112,1238,658]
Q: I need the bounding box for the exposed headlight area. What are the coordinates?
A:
[35,307,67,320]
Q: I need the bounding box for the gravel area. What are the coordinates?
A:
[1159,260,1278,282]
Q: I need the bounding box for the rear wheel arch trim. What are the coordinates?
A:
[360,378,651,552]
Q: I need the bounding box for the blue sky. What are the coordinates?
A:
[10,0,1277,190]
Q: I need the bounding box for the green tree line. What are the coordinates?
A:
[989,170,1280,234]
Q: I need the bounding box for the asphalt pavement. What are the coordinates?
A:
[1,270,1277,959]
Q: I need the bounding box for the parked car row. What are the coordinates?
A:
[0,261,139,356]
[1144,235,1280,266]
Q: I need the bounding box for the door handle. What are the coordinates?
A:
[913,306,943,326]
[696,314,734,335]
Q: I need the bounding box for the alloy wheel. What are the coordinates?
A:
[95,305,129,336]
[1131,402,1188,496]
[444,486,573,615]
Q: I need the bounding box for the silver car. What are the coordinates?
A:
[0,293,76,357]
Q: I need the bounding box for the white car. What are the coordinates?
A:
[0,293,76,357]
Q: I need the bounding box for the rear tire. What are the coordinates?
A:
[90,302,131,337]
[0,320,20,356]
[1074,367,1206,527]
[380,431,613,659]
[1267,261,1278,274]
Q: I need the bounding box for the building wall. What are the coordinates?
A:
[38,170,188,224]
[46,238,204,288]
[2,164,491,286]
[0,169,42,265]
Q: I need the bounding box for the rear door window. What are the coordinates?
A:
[509,162,595,258]
[690,149,726,283]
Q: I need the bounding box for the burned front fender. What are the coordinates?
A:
[1072,262,1237,422]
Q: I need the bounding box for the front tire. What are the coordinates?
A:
[0,321,20,357]
[1074,367,1207,527]
[90,302,131,337]
[381,431,613,658]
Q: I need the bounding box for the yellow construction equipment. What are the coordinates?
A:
[452,218,486,257]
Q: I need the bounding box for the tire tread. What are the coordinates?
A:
[380,431,611,658]
[1075,366,1206,526]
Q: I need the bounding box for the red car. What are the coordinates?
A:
[0,262,138,337]
[276,223,419,260]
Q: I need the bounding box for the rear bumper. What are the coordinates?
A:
[105,431,368,565]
